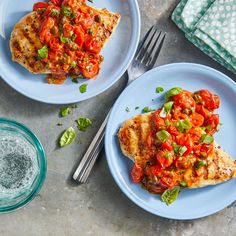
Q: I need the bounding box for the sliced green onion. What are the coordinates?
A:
[200,134,214,144]
[179,146,187,156]
[165,87,182,100]
[62,5,72,17]
[176,119,192,133]
[37,45,48,59]
[49,8,60,16]
[60,35,69,43]
[195,160,207,169]
[164,101,174,112]
[142,106,154,113]
[156,130,170,142]
[173,142,180,154]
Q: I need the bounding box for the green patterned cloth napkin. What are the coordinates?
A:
[172,0,236,74]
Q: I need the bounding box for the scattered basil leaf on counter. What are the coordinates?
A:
[165,87,182,100]
[59,127,76,147]
[60,35,69,43]
[143,106,154,113]
[156,130,170,143]
[49,8,60,16]
[200,134,214,144]
[79,84,88,93]
[62,5,72,17]
[195,160,207,169]
[176,119,192,133]
[156,87,164,93]
[60,107,71,117]
[76,117,92,131]
[161,186,180,205]
[38,45,48,59]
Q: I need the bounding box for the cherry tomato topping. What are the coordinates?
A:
[190,113,204,127]
[131,164,143,183]
[33,2,49,11]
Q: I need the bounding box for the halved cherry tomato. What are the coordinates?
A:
[51,0,63,7]
[204,114,219,134]
[172,106,187,120]
[167,125,179,136]
[195,104,211,119]
[80,59,100,78]
[146,133,154,149]
[161,138,173,151]
[74,25,85,48]
[40,17,55,43]
[200,143,214,156]
[195,90,220,111]
[33,2,49,11]
[48,37,61,51]
[131,164,143,183]
[177,134,193,156]
[172,90,196,110]
[175,156,192,169]
[190,113,204,127]
[156,151,173,168]
[84,35,103,54]
[160,172,177,188]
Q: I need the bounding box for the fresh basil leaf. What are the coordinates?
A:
[38,45,48,59]
[76,117,92,131]
[156,87,164,93]
[142,106,154,113]
[161,186,180,205]
[156,130,170,142]
[60,35,69,43]
[49,8,60,16]
[60,107,71,117]
[200,134,214,144]
[165,87,182,100]
[79,84,88,93]
[176,119,192,133]
[59,127,76,147]
[62,5,72,17]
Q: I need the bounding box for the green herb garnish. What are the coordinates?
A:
[60,107,71,117]
[71,34,77,42]
[179,146,187,156]
[60,35,69,43]
[62,5,72,17]
[176,119,192,133]
[70,61,77,68]
[173,142,180,154]
[165,87,182,100]
[156,87,164,93]
[156,130,170,143]
[72,78,78,83]
[79,84,88,93]
[179,180,187,187]
[59,127,76,147]
[161,186,180,205]
[37,45,48,59]
[200,134,214,144]
[163,101,174,112]
[143,106,154,113]
[49,8,60,16]
[76,117,92,131]
[195,160,207,169]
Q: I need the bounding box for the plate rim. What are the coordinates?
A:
[105,62,236,220]
[0,0,141,104]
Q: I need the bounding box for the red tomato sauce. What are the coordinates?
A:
[33,0,104,84]
[131,89,220,194]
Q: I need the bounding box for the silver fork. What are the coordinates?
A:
[73,26,166,183]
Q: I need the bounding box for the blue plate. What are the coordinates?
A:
[0,0,140,104]
[105,63,236,220]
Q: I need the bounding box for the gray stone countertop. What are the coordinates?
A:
[0,0,236,235]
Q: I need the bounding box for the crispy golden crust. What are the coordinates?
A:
[10,12,49,74]
[117,113,236,188]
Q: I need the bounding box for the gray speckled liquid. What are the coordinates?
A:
[0,132,39,199]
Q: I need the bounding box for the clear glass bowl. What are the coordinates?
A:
[0,118,47,213]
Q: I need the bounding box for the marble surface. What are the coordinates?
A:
[0,0,236,235]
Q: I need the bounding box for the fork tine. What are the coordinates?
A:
[148,32,166,68]
[136,26,157,61]
[142,31,161,65]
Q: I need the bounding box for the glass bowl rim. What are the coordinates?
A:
[0,117,47,213]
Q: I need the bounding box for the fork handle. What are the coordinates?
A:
[73,112,109,183]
